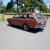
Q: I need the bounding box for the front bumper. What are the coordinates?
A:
[35,22,46,29]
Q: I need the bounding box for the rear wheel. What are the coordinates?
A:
[23,25,29,31]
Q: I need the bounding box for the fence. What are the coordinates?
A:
[0,14,14,23]
[41,13,50,18]
[0,13,50,23]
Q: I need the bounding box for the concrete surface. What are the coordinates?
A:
[0,20,50,50]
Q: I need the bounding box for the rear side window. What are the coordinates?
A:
[29,14,34,19]
[13,15,20,18]
[15,15,20,18]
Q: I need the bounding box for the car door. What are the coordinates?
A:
[26,14,37,28]
[10,15,20,26]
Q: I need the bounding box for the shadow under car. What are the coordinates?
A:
[7,24,44,33]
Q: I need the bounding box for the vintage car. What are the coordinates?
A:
[7,13,47,31]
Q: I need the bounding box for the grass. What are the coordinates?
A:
[0,14,50,23]
[0,15,14,23]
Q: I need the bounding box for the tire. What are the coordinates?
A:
[23,25,29,31]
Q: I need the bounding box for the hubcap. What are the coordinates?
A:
[24,25,28,31]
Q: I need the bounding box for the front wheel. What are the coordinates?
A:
[23,25,29,31]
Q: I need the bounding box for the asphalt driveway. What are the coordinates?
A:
[0,19,50,50]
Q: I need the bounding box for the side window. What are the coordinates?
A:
[20,14,26,18]
[24,14,27,18]
[29,14,34,19]
[14,15,20,18]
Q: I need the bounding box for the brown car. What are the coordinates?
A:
[7,13,47,31]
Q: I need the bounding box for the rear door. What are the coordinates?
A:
[14,15,21,26]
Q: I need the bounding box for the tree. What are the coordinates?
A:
[22,0,47,12]
[0,6,6,13]
[0,0,6,13]
[6,0,14,11]
[0,0,3,6]
[6,0,48,13]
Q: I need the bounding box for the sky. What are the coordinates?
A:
[3,0,10,5]
[2,0,50,8]
[44,0,50,8]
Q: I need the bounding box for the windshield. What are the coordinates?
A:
[35,13,44,19]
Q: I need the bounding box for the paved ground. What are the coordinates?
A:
[0,19,50,50]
